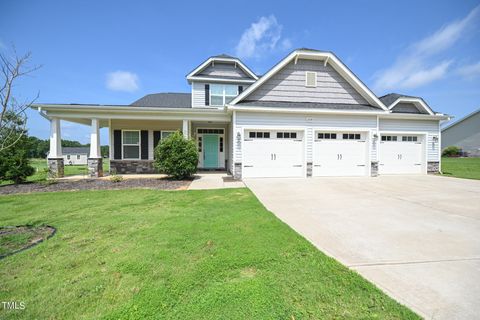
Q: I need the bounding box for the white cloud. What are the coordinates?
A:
[457,61,480,79]
[235,15,292,59]
[373,5,480,91]
[106,71,139,92]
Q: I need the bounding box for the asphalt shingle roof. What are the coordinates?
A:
[236,100,381,111]
[379,93,437,114]
[62,147,89,154]
[131,93,192,108]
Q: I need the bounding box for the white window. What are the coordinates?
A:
[305,71,317,87]
[77,155,80,160]
[66,155,70,160]
[402,136,418,142]
[210,84,238,106]
[381,135,398,142]
[122,130,140,159]
[342,133,361,140]
[277,132,297,139]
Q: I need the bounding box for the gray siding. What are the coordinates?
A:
[442,111,480,156]
[246,59,368,105]
[379,118,440,161]
[199,62,251,79]
[391,102,423,114]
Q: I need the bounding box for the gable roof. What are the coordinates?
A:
[62,147,89,155]
[186,54,258,83]
[379,93,435,115]
[131,93,192,108]
[442,108,480,131]
[229,48,389,111]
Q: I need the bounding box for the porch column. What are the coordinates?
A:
[87,118,103,177]
[47,117,64,178]
[182,119,190,138]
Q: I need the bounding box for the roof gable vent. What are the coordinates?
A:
[305,71,317,87]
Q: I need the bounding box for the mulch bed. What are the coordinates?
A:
[0,225,56,259]
[0,178,191,195]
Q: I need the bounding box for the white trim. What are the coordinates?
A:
[388,98,435,116]
[108,119,113,160]
[188,76,256,84]
[228,105,388,115]
[196,127,225,169]
[186,57,258,81]
[210,84,238,107]
[229,50,389,111]
[121,129,141,160]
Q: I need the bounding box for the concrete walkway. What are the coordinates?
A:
[245,175,480,320]
[188,172,245,190]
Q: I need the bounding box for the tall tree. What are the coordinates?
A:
[0,47,41,151]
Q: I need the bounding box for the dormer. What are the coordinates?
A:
[186,54,258,108]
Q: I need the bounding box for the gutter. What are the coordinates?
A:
[31,104,227,114]
[37,107,50,120]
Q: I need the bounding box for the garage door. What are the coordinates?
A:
[243,130,304,178]
[379,134,424,174]
[313,132,368,176]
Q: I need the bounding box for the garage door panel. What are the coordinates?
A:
[379,136,424,174]
[313,134,368,177]
[243,131,304,178]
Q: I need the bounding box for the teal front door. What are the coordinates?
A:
[203,134,219,168]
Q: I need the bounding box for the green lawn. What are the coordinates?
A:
[0,189,417,319]
[441,157,480,180]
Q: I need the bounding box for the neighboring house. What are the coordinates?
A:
[48,147,89,165]
[32,48,449,178]
[441,109,480,157]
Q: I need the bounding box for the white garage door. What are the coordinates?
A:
[243,130,304,178]
[313,132,368,176]
[379,135,424,174]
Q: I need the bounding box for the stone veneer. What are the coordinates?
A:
[427,161,440,174]
[87,158,103,177]
[371,161,379,177]
[234,162,242,180]
[110,160,157,174]
[306,162,313,177]
[47,158,64,178]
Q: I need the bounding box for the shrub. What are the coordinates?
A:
[154,131,198,179]
[109,174,123,183]
[442,146,461,157]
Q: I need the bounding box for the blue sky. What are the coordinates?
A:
[1,0,479,144]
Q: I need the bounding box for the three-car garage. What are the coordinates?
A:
[241,128,427,178]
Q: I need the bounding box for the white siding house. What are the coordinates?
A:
[32,49,449,178]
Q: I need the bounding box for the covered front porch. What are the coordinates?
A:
[35,104,231,177]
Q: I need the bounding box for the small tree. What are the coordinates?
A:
[154,131,198,179]
[0,112,34,183]
[442,146,461,157]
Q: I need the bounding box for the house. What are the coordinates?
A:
[32,48,449,178]
[441,109,480,157]
[62,147,89,165]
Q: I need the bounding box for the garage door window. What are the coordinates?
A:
[249,132,270,139]
[317,133,337,139]
[277,132,297,139]
[402,136,418,142]
[343,133,361,140]
[381,135,398,141]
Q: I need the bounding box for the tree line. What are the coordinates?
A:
[26,136,109,158]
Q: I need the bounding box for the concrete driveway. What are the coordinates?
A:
[245,175,480,320]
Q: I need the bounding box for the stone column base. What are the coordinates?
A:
[87,158,103,177]
[234,162,242,180]
[48,158,64,178]
[427,161,440,174]
[371,161,379,177]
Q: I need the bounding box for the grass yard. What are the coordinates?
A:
[441,157,480,180]
[1,159,110,185]
[0,189,418,319]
